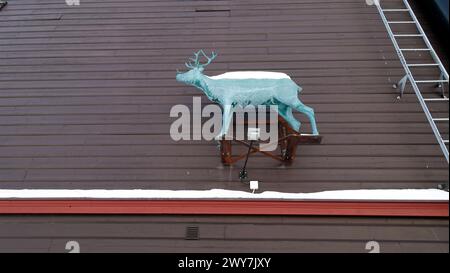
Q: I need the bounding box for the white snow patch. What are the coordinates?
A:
[0,189,447,201]
[209,71,290,80]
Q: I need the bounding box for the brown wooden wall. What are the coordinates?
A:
[0,0,448,193]
[0,0,448,253]
[0,215,447,253]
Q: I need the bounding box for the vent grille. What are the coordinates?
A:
[185,226,200,240]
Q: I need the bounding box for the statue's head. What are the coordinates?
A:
[176,50,217,85]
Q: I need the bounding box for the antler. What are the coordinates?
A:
[185,50,217,69]
[198,50,217,68]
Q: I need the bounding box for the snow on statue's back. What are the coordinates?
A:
[176,50,319,138]
[209,71,291,80]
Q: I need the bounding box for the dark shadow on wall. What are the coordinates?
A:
[413,0,449,61]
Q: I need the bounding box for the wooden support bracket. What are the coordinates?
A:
[220,115,322,165]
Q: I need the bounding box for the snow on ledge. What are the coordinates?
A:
[0,189,448,201]
[209,71,291,80]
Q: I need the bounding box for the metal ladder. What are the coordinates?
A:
[374,0,449,163]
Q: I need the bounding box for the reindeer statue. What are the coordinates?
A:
[176,50,319,139]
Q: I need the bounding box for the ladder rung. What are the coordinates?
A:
[423,98,449,102]
[394,34,423,37]
[382,9,409,12]
[433,118,449,122]
[388,21,416,24]
[408,64,439,67]
[400,48,431,51]
[416,80,449,83]
[443,140,449,144]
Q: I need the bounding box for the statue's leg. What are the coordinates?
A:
[216,104,234,139]
[278,104,300,132]
[285,107,300,132]
[289,99,319,135]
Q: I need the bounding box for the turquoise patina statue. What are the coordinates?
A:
[176,50,319,138]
